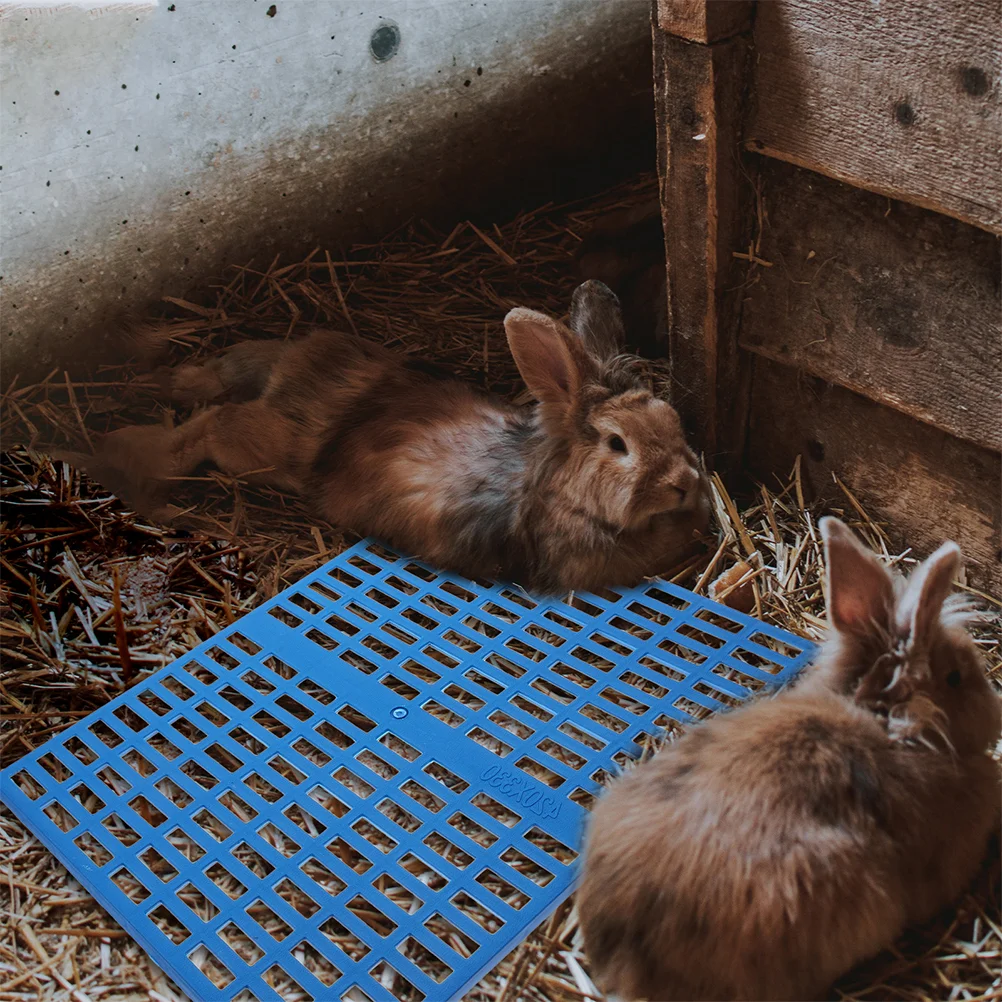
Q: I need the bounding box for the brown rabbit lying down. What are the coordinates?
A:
[91,281,709,592]
[578,517,1001,1002]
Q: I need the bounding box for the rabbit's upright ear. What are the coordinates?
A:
[897,541,961,649]
[820,517,895,638]
[569,280,626,360]
[504,308,597,409]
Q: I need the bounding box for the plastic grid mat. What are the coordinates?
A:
[1,539,814,1002]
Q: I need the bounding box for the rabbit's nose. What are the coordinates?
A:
[667,465,699,495]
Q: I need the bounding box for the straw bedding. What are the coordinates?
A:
[2,175,999,1002]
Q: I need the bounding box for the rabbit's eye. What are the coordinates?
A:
[607,435,628,454]
[946,670,962,688]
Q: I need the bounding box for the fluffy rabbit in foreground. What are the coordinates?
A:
[89,280,709,592]
[578,517,1001,1001]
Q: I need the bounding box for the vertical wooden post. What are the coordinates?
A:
[652,1,755,468]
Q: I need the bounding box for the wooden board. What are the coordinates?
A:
[652,23,754,465]
[746,356,1002,596]
[655,0,753,43]
[747,0,1002,234]
[738,158,1002,453]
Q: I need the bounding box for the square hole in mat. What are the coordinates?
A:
[176,882,220,923]
[63,735,97,765]
[205,742,243,773]
[275,876,320,917]
[300,857,347,897]
[206,861,249,900]
[447,812,497,849]
[231,842,274,879]
[333,767,375,799]
[74,831,113,867]
[149,903,191,945]
[196,701,229,728]
[524,826,578,864]
[69,783,105,814]
[148,733,183,762]
[449,890,505,933]
[377,798,420,833]
[129,794,168,828]
[89,719,124,749]
[284,802,327,837]
[400,779,445,813]
[499,846,554,887]
[309,784,351,819]
[140,846,179,882]
[320,915,371,962]
[101,812,139,846]
[192,808,232,842]
[258,822,301,857]
[166,827,206,863]
[397,935,454,983]
[246,900,293,941]
[372,872,423,914]
[111,867,150,905]
[400,853,447,892]
[369,959,426,1001]
[422,761,468,794]
[467,727,513,757]
[218,789,259,823]
[316,720,356,750]
[328,837,374,875]
[353,818,398,854]
[291,939,342,987]
[423,832,473,869]
[356,749,398,780]
[338,705,378,733]
[424,913,480,958]
[243,771,283,804]
[263,964,313,999]
[154,776,192,809]
[218,920,265,966]
[347,894,398,937]
[189,946,234,989]
[37,752,71,782]
[475,868,530,910]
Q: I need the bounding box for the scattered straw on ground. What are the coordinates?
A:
[2,175,1000,1002]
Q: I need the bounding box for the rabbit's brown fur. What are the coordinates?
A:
[578,518,1001,1001]
[90,282,708,592]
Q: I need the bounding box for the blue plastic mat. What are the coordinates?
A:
[1,539,814,1002]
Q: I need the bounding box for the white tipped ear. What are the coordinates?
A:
[504,308,593,406]
[820,517,895,637]
[899,540,961,646]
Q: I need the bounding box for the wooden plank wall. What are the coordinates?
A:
[651,0,756,463]
[739,160,1001,454]
[747,0,1002,233]
[654,0,1002,594]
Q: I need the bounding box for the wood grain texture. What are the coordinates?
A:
[653,24,754,464]
[746,357,1001,595]
[738,159,1002,452]
[747,0,1002,233]
[655,0,753,42]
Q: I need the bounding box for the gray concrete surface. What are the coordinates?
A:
[1,0,653,382]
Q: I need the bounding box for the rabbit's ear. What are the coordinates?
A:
[504,308,596,407]
[898,541,961,649]
[569,280,626,360]
[821,517,894,638]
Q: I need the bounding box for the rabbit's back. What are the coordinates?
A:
[578,693,911,1001]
